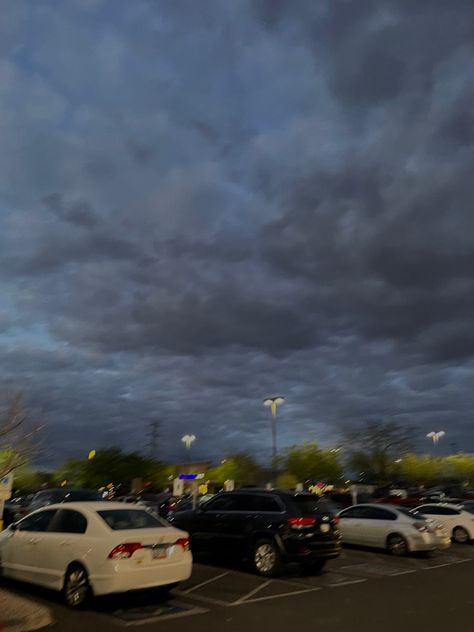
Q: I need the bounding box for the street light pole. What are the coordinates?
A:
[426,431,445,445]
[181,434,196,463]
[263,396,285,486]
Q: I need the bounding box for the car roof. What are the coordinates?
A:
[39,502,147,511]
[417,502,462,509]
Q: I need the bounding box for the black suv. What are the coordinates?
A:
[169,489,341,576]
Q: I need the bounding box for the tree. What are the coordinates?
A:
[0,395,42,478]
[54,448,173,492]
[207,454,262,486]
[443,455,474,487]
[398,454,441,487]
[283,443,342,483]
[341,420,414,485]
[276,472,298,489]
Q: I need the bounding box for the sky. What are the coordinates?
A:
[0,0,473,468]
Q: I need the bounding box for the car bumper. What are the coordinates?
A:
[90,555,192,596]
[284,537,342,561]
[407,532,438,552]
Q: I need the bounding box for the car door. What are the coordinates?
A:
[338,506,369,544]
[190,493,237,552]
[1,509,58,585]
[361,507,397,548]
[34,509,89,590]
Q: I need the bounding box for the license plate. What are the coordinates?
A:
[152,545,168,559]
[320,523,330,534]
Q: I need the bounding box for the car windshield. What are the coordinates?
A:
[98,509,168,530]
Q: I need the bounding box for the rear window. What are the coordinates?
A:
[396,507,424,519]
[98,509,168,530]
[291,495,334,515]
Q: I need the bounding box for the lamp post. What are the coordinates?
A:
[181,434,196,450]
[426,431,445,445]
[263,396,285,485]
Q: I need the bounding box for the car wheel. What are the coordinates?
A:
[252,539,281,577]
[386,534,409,556]
[63,564,91,608]
[453,526,470,544]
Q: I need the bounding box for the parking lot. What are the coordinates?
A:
[8,542,473,630]
[173,543,474,609]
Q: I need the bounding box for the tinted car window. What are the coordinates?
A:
[340,506,374,519]
[421,506,460,515]
[252,495,282,512]
[50,509,88,534]
[205,495,237,511]
[98,509,167,530]
[291,495,330,515]
[62,490,102,502]
[364,507,397,521]
[18,510,57,532]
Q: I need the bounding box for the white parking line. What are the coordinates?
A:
[182,571,230,593]
[230,586,321,606]
[327,578,367,587]
[233,580,272,604]
[389,570,416,576]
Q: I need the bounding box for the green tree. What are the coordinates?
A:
[207,454,262,486]
[283,443,342,483]
[398,454,441,486]
[342,420,414,484]
[443,454,474,486]
[54,448,173,492]
[276,472,298,489]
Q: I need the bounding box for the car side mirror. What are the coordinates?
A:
[9,523,18,531]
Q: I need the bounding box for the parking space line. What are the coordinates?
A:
[389,570,416,576]
[182,571,229,593]
[229,586,321,606]
[233,580,272,604]
[327,578,367,587]
[173,590,230,607]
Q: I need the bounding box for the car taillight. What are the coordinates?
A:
[413,522,427,532]
[287,517,316,529]
[108,543,143,559]
[175,537,190,551]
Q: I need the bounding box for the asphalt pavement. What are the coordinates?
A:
[5,544,474,632]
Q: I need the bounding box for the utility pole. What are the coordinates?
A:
[148,420,159,459]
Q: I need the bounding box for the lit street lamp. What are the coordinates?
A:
[263,396,285,484]
[181,434,196,450]
[427,431,445,445]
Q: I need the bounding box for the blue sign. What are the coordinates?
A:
[179,474,197,480]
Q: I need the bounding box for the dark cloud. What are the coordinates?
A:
[0,0,473,466]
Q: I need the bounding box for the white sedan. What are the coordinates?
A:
[414,503,474,543]
[338,504,450,555]
[0,502,192,607]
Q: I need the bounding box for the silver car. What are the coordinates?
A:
[338,504,451,555]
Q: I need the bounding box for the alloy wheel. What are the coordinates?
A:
[254,543,277,574]
[65,567,89,607]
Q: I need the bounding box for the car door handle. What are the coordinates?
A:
[28,538,40,545]
[60,540,71,546]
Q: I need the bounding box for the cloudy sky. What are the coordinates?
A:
[1,0,473,467]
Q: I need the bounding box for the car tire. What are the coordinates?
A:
[386,534,409,556]
[63,564,91,609]
[252,539,282,577]
[452,526,470,544]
